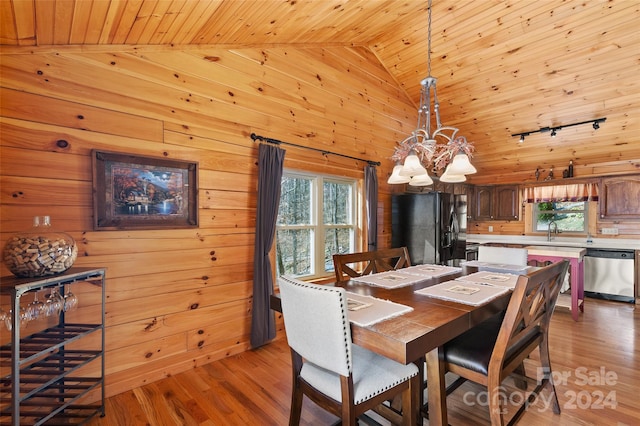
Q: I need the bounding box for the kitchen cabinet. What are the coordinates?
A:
[471,185,520,220]
[599,175,640,219]
[0,268,106,425]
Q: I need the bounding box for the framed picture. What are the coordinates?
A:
[92,150,198,230]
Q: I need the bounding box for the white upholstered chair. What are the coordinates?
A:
[478,245,528,266]
[277,275,419,426]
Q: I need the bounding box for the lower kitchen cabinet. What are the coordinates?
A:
[0,267,106,425]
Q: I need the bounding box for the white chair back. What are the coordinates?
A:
[478,246,528,266]
[278,275,352,377]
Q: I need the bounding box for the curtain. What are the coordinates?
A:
[524,183,599,203]
[250,143,286,348]
[364,165,378,251]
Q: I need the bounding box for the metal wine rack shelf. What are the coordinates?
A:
[0,267,106,426]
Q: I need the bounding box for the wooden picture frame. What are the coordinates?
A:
[92,150,198,230]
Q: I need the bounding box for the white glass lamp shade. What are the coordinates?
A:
[409,173,434,186]
[440,164,466,183]
[447,153,477,175]
[399,150,428,177]
[387,163,411,184]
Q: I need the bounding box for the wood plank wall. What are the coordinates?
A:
[0,45,638,399]
[0,45,416,398]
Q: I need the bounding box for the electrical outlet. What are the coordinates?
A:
[601,227,619,235]
[488,226,494,232]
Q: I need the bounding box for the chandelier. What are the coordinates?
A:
[388,0,477,186]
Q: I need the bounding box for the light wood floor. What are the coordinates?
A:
[88,298,639,425]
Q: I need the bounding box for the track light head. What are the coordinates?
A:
[593,121,600,130]
[550,129,557,137]
[519,134,525,143]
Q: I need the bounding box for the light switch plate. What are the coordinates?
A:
[601,227,619,235]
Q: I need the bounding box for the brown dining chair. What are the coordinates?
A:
[441,260,569,425]
[332,247,411,282]
[277,275,420,426]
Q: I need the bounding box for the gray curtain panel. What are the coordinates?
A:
[250,143,286,348]
[365,165,378,251]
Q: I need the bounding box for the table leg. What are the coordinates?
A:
[426,347,447,426]
[570,259,579,321]
[578,259,585,312]
[415,358,425,425]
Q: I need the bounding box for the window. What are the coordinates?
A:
[276,171,358,279]
[533,201,588,233]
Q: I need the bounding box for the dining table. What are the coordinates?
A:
[270,263,537,426]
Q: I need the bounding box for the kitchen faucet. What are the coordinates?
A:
[547,220,559,241]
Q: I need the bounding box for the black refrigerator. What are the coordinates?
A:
[391,192,467,266]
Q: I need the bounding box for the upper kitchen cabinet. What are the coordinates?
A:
[599,175,640,219]
[472,185,520,221]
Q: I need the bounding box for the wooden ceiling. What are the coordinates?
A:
[1,0,639,182]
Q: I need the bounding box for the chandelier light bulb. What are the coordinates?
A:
[440,165,466,182]
[387,162,411,184]
[409,173,434,186]
[447,153,477,175]
[399,149,428,177]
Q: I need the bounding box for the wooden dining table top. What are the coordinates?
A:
[270,264,527,365]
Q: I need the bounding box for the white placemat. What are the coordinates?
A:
[400,264,462,278]
[351,270,426,288]
[414,279,510,306]
[462,260,530,272]
[457,271,521,289]
[346,292,413,326]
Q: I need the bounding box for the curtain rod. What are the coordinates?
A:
[251,133,380,166]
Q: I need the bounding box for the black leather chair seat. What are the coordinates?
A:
[443,312,541,375]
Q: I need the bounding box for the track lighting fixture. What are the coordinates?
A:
[511,117,606,142]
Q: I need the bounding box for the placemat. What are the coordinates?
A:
[346,292,413,326]
[414,279,510,306]
[400,264,462,278]
[351,270,426,288]
[457,271,521,289]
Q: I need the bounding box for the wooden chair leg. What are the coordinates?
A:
[487,376,505,426]
[539,342,561,414]
[289,378,303,426]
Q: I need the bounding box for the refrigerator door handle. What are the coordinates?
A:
[449,210,459,256]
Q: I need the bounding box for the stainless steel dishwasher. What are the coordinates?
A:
[584,248,635,303]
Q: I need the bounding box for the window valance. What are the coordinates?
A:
[524,183,599,203]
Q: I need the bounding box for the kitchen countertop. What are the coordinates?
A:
[467,234,640,250]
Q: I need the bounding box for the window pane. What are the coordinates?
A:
[278,177,311,225]
[535,201,586,232]
[276,229,312,276]
[324,228,353,271]
[323,181,351,224]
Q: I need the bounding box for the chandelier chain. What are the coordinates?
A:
[427,0,432,77]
